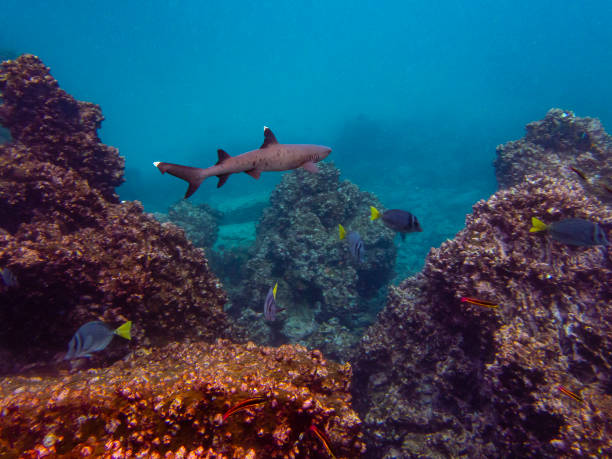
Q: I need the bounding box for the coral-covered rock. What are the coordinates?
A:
[0,55,231,372]
[354,174,611,457]
[494,109,612,203]
[156,200,222,249]
[232,163,397,361]
[0,54,124,202]
[0,339,365,458]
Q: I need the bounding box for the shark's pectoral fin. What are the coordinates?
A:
[301,161,319,173]
[260,126,279,148]
[217,173,230,188]
[245,168,262,179]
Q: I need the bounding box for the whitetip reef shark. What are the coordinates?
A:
[153,126,332,198]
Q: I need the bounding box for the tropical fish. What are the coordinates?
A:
[460,296,499,309]
[530,217,609,247]
[222,396,268,422]
[264,282,283,321]
[64,321,132,360]
[568,166,587,181]
[339,225,364,261]
[558,385,584,404]
[370,206,422,239]
[0,267,18,289]
[154,127,332,198]
[309,424,336,459]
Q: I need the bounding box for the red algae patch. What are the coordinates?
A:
[0,339,365,458]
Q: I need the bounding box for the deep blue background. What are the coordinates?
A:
[2,1,611,269]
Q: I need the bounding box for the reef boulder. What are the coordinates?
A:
[0,55,230,372]
[0,339,366,458]
[354,174,612,457]
[231,163,397,361]
[494,108,612,203]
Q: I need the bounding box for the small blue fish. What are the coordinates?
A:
[264,282,283,321]
[65,321,132,360]
[0,267,18,289]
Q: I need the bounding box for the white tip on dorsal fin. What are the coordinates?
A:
[153,162,160,167]
[261,126,279,148]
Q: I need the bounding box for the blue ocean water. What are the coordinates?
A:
[2,1,612,276]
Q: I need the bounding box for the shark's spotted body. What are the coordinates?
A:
[154,127,332,198]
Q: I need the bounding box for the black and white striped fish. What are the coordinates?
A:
[347,230,365,263]
[64,321,131,360]
[264,282,283,321]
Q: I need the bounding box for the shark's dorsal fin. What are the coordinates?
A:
[216,149,231,165]
[261,126,279,148]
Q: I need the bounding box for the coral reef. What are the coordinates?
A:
[0,339,365,458]
[0,55,231,372]
[231,163,397,361]
[354,174,611,457]
[155,200,222,249]
[495,108,612,202]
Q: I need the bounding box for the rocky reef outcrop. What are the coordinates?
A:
[354,172,611,457]
[154,200,222,249]
[0,339,365,458]
[0,55,230,372]
[231,163,397,361]
[495,108,612,203]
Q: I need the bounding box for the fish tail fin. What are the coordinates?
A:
[338,224,346,240]
[115,321,132,340]
[530,217,548,233]
[370,206,381,221]
[273,282,278,299]
[153,162,209,198]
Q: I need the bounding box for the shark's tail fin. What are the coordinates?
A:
[153,162,207,198]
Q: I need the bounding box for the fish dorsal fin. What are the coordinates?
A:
[216,149,231,165]
[261,126,279,148]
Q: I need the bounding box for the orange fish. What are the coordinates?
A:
[222,396,267,422]
[568,166,587,181]
[460,297,499,309]
[309,424,336,459]
[558,385,584,404]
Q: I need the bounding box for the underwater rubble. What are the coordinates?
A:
[495,108,612,202]
[0,55,231,371]
[0,339,365,457]
[231,163,397,362]
[354,170,611,453]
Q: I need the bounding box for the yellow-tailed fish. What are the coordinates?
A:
[338,224,346,240]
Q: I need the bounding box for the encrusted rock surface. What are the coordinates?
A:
[0,339,365,458]
[0,55,230,372]
[232,163,397,361]
[155,200,222,249]
[354,174,611,457]
[495,108,612,203]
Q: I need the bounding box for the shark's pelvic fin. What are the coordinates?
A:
[153,162,206,199]
[261,126,279,148]
[216,173,230,188]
